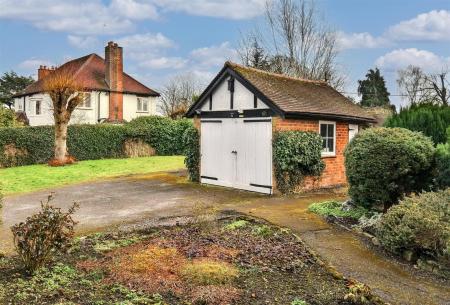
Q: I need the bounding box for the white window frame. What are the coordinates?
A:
[17,100,23,111]
[319,120,336,157]
[33,99,42,116]
[78,92,92,109]
[137,97,149,113]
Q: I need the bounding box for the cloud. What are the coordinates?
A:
[152,0,266,19]
[387,10,450,42]
[110,0,158,20]
[337,32,389,50]
[139,57,187,69]
[0,0,158,35]
[67,35,98,49]
[18,58,54,70]
[339,10,450,51]
[375,48,450,72]
[190,42,238,68]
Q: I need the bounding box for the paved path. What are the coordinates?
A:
[225,195,450,305]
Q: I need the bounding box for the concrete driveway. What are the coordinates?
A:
[2,171,449,305]
[0,171,263,254]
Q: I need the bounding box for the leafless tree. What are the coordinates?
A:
[397,65,430,105]
[43,67,83,164]
[159,73,204,119]
[397,65,449,106]
[426,71,449,106]
[239,0,344,89]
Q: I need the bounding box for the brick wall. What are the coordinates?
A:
[105,42,124,121]
[273,117,349,191]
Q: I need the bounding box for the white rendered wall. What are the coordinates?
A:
[200,76,269,111]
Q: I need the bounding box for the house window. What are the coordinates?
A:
[319,121,336,156]
[35,100,42,115]
[137,97,149,112]
[79,92,92,108]
[17,100,23,111]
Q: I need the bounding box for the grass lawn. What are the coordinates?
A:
[0,156,185,195]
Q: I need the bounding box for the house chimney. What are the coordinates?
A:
[38,65,52,80]
[105,41,124,121]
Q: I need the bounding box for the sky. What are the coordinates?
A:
[1,0,450,108]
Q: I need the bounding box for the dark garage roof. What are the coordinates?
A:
[187,61,375,123]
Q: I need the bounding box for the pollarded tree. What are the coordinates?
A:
[43,67,83,164]
[358,68,391,107]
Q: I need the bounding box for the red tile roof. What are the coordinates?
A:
[15,54,159,97]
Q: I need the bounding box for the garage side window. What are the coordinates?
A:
[319,121,336,156]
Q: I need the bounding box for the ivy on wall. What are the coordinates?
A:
[182,126,200,182]
[273,131,325,194]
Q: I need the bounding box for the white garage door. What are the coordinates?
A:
[200,118,273,194]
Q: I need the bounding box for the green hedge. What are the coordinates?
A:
[0,116,193,167]
[435,127,450,189]
[126,116,192,155]
[273,131,325,194]
[384,103,450,145]
[344,127,435,210]
[377,189,450,267]
[182,126,200,182]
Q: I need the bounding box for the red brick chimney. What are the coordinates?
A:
[105,41,124,121]
[38,65,53,80]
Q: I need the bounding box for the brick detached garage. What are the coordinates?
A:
[186,62,375,194]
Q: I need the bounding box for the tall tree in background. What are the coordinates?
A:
[0,71,34,108]
[238,0,344,89]
[160,73,203,119]
[43,67,83,164]
[397,65,430,105]
[426,71,449,106]
[358,68,390,107]
[396,65,449,106]
[239,35,270,70]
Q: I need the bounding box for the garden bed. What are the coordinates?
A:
[0,216,384,305]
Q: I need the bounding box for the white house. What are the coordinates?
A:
[14,42,160,126]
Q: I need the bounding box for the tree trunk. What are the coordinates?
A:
[54,121,68,162]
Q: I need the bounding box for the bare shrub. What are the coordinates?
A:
[123,138,155,158]
[190,200,219,232]
[11,194,79,274]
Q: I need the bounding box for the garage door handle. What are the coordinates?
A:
[231,150,237,154]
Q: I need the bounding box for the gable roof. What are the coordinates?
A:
[14,54,159,97]
[186,61,375,123]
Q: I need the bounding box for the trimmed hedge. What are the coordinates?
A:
[182,126,200,182]
[126,116,192,155]
[384,103,450,145]
[0,116,193,167]
[273,131,325,194]
[435,127,450,189]
[344,127,435,210]
[377,189,450,267]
